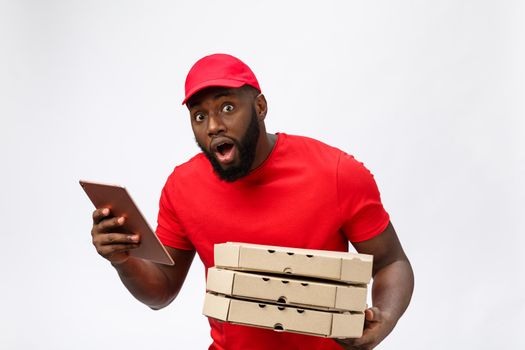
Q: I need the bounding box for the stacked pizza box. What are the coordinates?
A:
[202,242,373,339]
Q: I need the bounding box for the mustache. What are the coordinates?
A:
[195,107,260,182]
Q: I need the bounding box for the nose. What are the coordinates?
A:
[207,113,225,136]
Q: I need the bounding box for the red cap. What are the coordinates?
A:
[182,53,261,105]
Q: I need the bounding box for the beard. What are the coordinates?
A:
[197,106,260,182]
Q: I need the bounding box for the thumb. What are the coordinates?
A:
[365,307,382,322]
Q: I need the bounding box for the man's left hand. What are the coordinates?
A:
[335,306,395,350]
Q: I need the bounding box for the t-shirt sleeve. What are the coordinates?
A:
[155,179,195,251]
[337,152,390,242]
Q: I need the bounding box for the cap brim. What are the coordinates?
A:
[182,79,247,105]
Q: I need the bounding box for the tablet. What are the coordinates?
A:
[80,180,174,265]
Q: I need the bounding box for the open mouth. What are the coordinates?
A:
[213,140,236,164]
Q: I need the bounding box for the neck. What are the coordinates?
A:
[251,132,277,170]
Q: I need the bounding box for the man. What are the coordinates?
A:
[90,53,414,349]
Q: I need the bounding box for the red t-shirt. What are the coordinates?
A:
[156,133,390,350]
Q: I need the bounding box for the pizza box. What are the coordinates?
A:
[214,242,373,284]
[206,267,367,312]
[203,292,365,339]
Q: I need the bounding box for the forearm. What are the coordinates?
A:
[371,258,414,324]
[111,257,176,309]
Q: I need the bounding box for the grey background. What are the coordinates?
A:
[1,0,523,349]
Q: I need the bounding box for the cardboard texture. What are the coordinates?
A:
[214,242,373,284]
[203,292,364,338]
[206,267,367,312]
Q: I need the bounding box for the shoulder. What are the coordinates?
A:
[163,153,211,189]
[279,133,342,162]
[337,152,382,197]
[279,133,372,174]
[282,133,339,150]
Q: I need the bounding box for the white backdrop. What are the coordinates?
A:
[1,1,524,349]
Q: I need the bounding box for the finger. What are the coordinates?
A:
[92,208,111,225]
[365,307,382,322]
[352,311,383,348]
[96,216,126,233]
[98,233,140,245]
[97,243,140,256]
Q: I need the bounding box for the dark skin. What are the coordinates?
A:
[91,209,195,309]
[90,86,414,348]
[187,85,276,172]
[336,222,414,349]
[90,86,273,309]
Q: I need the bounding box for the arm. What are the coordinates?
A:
[336,222,414,349]
[91,208,195,310]
[111,247,195,309]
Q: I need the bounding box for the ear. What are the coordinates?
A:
[254,93,268,121]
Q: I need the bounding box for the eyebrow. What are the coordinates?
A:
[188,89,236,109]
[212,90,235,100]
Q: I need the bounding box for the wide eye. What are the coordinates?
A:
[222,104,234,113]
[194,113,206,122]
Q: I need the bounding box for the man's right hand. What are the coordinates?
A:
[91,208,141,265]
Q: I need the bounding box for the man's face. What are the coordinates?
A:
[187,86,260,182]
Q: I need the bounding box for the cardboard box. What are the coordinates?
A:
[206,267,367,312]
[214,242,373,284]
[203,292,365,338]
